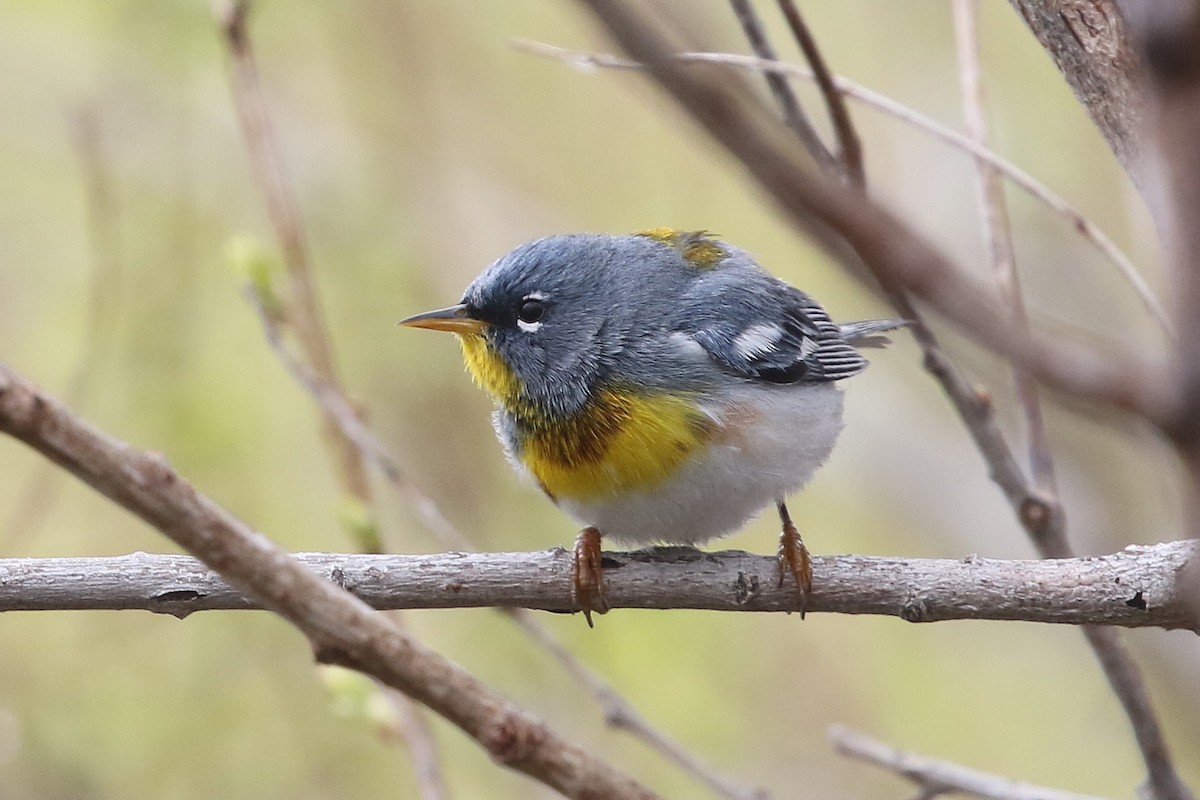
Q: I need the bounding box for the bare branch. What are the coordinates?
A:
[243,293,766,800]
[212,0,377,540]
[1007,0,1142,177]
[511,39,1170,334]
[950,9,1194,799]
[0,544,1194,631]
[829,725,1112,800]
[0,363,660,800]
[774,0,864,186]
[727,0,837,174]
[954,0,1057,495]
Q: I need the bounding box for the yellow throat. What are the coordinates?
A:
[458,332,713,501]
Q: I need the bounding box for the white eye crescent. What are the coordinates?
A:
[516,293,546,333]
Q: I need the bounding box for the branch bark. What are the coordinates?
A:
[0,362,659,800]
[1007,0,1142,176]
[573,0,1175,428]
[0,545,1193,631]
[829,725,1112,800]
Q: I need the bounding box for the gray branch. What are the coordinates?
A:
[0,543,1195,631]
[1007,0,1142,176]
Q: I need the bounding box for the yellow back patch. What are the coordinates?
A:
[636,228,726,269]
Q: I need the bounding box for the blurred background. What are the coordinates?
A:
[0,1,1195,797]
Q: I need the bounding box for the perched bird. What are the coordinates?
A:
[400,230,903,624]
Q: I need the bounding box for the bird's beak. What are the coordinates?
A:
[397,303,489,334]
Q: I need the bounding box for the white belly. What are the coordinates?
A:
[556,382,844,545]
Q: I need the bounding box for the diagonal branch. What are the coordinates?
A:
[774,0,864,186]
[727,0,837,174]
[0,362,660,800]
[242,291,767,800]
[509,40,1168,332]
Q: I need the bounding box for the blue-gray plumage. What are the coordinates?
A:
[401,230,905,622]
[460,232,900,414]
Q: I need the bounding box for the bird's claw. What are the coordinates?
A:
[572,527,609,627]
[777,516,813,618]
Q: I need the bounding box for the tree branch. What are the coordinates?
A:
[829,725,1112,800]
[570,1,1176,425]
[0,362,659,800]
[511,40,1167,330]
[727,0,837,174]
[0,544,1192,631]
[242,291,767,800]
[1006,0,1142,177]
[774,0,864,186]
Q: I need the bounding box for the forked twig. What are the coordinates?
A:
[953,0,1055,494]
[727,0,837,175]
[953,8,1192,800]
[830,726,1112,800]
[510,39,1169,333]
[774,0,864,186]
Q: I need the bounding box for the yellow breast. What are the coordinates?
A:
[458,333,714,501]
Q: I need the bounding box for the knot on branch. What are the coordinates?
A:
[900,594,931,623]
[482,707,547,766]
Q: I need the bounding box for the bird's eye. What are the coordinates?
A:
[517,298,545,324]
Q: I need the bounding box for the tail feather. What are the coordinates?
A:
[839,319,910,349]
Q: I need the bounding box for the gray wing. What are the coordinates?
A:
[686,287,867,384]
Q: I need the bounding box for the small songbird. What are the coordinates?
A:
[400,230,903,624]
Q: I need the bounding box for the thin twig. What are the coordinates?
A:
[244,291,767,800]
[212,0,377,539]
[829,726,1113,800]
[0,363,660,800]
[727,0,837,174]
[510,40,1170,333]
[211,2,448,792]
[953,8,1195,800]
[953,0,1057,495]
[558,8,1197,800]
[774,0,864,186]
[0,543,1195,630]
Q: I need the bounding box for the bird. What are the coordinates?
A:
[400,229,904,625]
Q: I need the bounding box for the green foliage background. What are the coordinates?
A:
[0,1,1196,798]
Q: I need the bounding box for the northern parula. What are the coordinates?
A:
[400,229,903,623]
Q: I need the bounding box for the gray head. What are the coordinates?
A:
[400,233,712,417]
[469,233,707,416]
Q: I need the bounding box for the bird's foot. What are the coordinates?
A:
[572,527,609,627]
[777,505,812,618]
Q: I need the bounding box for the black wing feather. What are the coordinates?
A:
[688,288,867,385]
